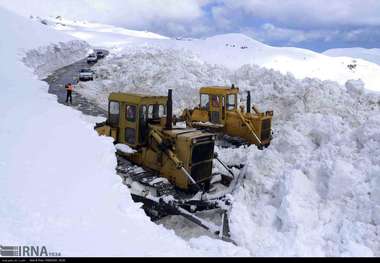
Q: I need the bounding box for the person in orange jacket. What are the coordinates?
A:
[65,83,74,104]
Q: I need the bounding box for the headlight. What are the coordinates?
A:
[192,139,197,144]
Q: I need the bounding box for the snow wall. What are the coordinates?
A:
[80,47,380,256]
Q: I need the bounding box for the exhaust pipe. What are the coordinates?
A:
[246,91,251,113]
[166,89,173,130]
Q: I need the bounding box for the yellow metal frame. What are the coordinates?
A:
[96,92,216,190]
[184,86,273,146]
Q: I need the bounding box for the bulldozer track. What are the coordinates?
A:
[115,153,243,242]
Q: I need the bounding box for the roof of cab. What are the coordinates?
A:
[109,92,167,104]
[200,86,239,95]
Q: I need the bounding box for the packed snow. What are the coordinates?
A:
[78,45,380,256]
[324,48,380,66]
[22,40,90,79]
[0,7,248,256]
[223,76,380,256]
[77,47,231,112]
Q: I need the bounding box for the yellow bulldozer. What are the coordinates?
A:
[94,90,243,242]
[177,85,273,148]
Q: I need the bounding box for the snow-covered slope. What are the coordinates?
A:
[324,48,380,66]
[34,16,168,48]
[0,7,247,256]
[167,33,380,92]
[38,17,380,92]
[79,46,380,256]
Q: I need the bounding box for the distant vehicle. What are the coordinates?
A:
[87,53,98,64]
[96,50,105,59]
[78,68,95,81]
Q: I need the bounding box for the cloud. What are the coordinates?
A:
[1,0,379,51]
[211,5,233,29]
[221,0,380,29]
[242,22,380,51]
[211,0,380,50]
[245,23,339,44]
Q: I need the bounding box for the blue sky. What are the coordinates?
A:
[1,0,379,52]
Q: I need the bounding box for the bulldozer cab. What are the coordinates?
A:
[99,90,218,191]
[199,86,239,124]
[180,85,273,147]
[107,92,167,147]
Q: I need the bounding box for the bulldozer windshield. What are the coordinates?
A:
[137,103,166,144]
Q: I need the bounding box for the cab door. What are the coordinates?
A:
[108,101,121,141]
[121,103,138,146]
[138,105,148,145]
[210,95,222,124]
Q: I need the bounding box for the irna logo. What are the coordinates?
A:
[0,245,61,257]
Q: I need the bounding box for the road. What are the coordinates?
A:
[42,49,219,241]
[43,50,109,117]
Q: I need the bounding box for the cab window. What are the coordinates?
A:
[148,104,165,120]
[200,94,209,110]
[227,94,236,110]
[148,105,154,119]
[126,104,137,122]
[211,95,220,108]
[159,105,166,117]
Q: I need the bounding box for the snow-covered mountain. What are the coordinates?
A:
[324,47,380,66]
[38,16,380,92]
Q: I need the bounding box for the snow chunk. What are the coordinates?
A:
[115,143,136,154]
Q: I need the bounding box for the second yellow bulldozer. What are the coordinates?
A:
[177,85,273,148]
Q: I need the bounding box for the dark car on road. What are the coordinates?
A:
[96,50,105,59]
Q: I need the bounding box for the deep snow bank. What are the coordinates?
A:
[221,72,380,256]
[37,17,380,92]
[23,40,90,78]
[179,34,380,92]
[80,47,380,256]
[0,7,247,256]
[78,47,231,112]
